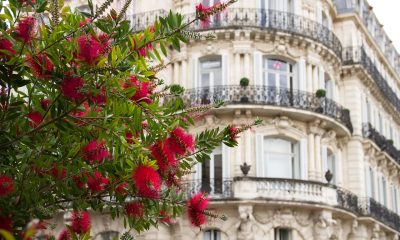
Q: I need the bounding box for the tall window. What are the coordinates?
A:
[99,231,119,240]
[263,58,294,89]
[274,228,292,240]
[199,56,222,88]
[260,0,294,12]
[201,145,223,194]
[203,229,221,240]
[326,149,336,184]
[264,138,300,179]
[324,74,334,99]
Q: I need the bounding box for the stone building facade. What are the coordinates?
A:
[57,0,400,239]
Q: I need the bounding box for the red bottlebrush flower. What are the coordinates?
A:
[77,34,109,66]
[0,175,14,197]
[27,111,43,128]
[70,211,90,234]
[165,171,180,188]
[125,131,134,144]
[150,140,176,174]
[123,76,152,104]
[27,53,54,79]
[132,165,161,199]
[138,47,147,57]
[87,171,109,192]
[57,228,71,240]
[83,139,110,164]
[228,126,238,142]
[125,202,144,217]
[61,75,85,101]
[195,3,211,22]
[0,215,12,232]
[166,127,195,156]
[40,99,51,110]
[187,192,209,227]
[90,87,106,105]
[73,174,86,189]
[51,165,67,180]
[15,17,36,43]
[18,0,35,5]
[115,182,129,196]
[0,38,16,58]
[79,18,91,28]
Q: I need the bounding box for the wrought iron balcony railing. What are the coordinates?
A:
[181,179,233,199]
[362,198,400,232]
[334,0,400,77]
[129,8,342,59]
[180,85,353,133]
[343,47,400,114]
[362,123,400,165]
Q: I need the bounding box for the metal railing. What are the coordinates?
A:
[334,0,400,77]
[362,123,400,165]
[129,8,342,59]
[178,85,353,133]
[343,47,400,114]
[363,198,400,232]
[181,179,233,199]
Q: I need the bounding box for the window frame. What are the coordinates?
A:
[203,229,221,240]
[199,56,223,88]
[262,58,294,90]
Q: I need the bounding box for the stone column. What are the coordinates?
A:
[235,52,241,84]
[173,61,180,84]
[315,133,322,181]
[336,147,343,186]
[244,52,250,80]
[308,133,315,180]
[313,65,319,92]
[307,64,313,92]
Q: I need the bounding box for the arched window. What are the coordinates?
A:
[98,231,119,240]
[199,56,222,88]
[203,229,221,240]
[263,137,300,179]
[262,58,295,89]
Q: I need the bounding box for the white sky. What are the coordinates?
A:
[367,0,400,52]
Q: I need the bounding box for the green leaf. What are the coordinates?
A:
[36,0,48,13]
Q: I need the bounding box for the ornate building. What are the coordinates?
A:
[58,0,400,239]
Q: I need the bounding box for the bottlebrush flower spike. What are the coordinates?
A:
[0,175,14,197]
[83,139,110,164]
[0,38,16,58]
[77,34,110,66]
[51,165,67,180]
[60,75,86,101]
[71,211,90,234]
[27,53,54,79]
[87,171,109,192]
[125,202,144,217]
[187,192,209,227]
[89,87,106,105]
[15,16,37,43]
[27,111,43,128]
[228,126,238,142]
[123,76,152,104]
[150,140,177,175]
[115,182,129,196]
[40,99,51,110]
[166,127,195,156]
[132,165,161,199]
[57,228,71,240]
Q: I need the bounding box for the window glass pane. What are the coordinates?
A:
[214,154,223,194]
[265,138,292,153]
[213,69,222,86]
[204,230,211,240]
[268,59,287,71]
[280,74,288,88]
[201,60,221,69]
[268,73,276,87]
[201,73,210,87]
[202,0,210,7]
[267,154,292,178]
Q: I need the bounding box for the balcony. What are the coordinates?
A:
[362,123,400,165]
[362,198,400,232]
[333,0,400,77]
[183,178,400,231]
[343,47,400,114]
[130,8,342,59]
[180,85,353,133]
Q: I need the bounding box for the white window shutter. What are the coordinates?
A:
[195,161,202,181]
[192,57,199,88]
[298,58,306,91]
[321,146,328,181]
[222,54,229,85]
[365,166,371,197]
[319,66,325,89]
[222,144,230,179]
[300,138,308,180]
[253,51,263,85]
[256,134,264,177]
